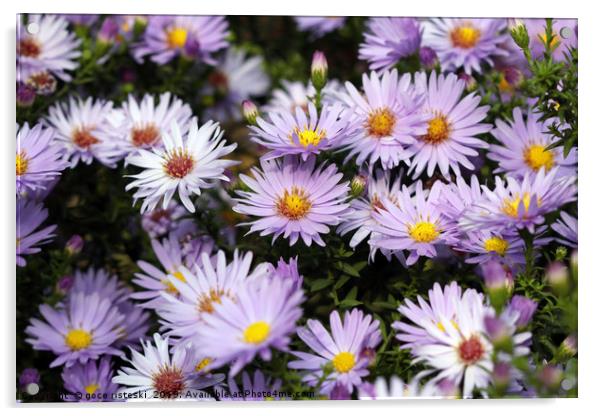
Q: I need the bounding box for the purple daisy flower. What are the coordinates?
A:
[202,48,270,122]
[45,97,122,168]
[17,14,81,83]
[488,107,577,178]
[266,256,303,293]
[288,308,381,395]
[16,122,67,197]
[369,181,457,266]
[250,101,350,160]
[512,19,577,63]
[408,72,491,178]
[294,17,346,38]
[132,16,229,65]
[422,18,509,74]
[16,199,56,267]
[196,277,305,377]
[337,169,404,249]
[264,80,314,114]
[436,174,484,224]
[112,333,223,401]
[551,211,577,248]
[157,250,271,347]
[109,92,193,157]
[141,200,196,239]
[25,292,124,367]
[460,167,577,233]
[359,18,421,72]
[233,155,350,247]
[61,357,118,402]
[215,370,283,401]
[339,70,428,169]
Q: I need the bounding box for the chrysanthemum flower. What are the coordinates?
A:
[250,101,349,160]
[17,14,81,83]
[460,167,577,233]
[394,282,531,397]
[112,333,223,401]
[369,181,457,266]
[436,175,484,225]
[294,17,346,38]
[25,292,124,367]
[70,268,151,350]
[289,308,381,395]
[456,230,527,269]
[337,169,403,249]
[132,233,197,308]
[109,92,193,157]
[203,48,270,122]
[233,155,350,246]
[132,16,229,65]
[408,72,491,178]
[125,119,238,213]
[61,357,118,402]
[359,18,421,72]
[196,277,305,376]
[339,70,428,169]
[551,211,577,248]
[157,250,271,347]
[422,18,508,74]
[215,370,283,401]
[45,97,121,168]
[16,122,66,196]
[16,199,56,267]
[488,107,577,178]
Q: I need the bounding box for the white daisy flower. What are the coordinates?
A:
[45,97,121,168]
[109,92,193,157]
[112,333,223,401]
[125,118,238,214]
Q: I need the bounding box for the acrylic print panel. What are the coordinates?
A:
[15,14,578,402]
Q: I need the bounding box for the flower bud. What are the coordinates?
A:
[419,46,438,69]
[350,174,367,198]
[507,295,537,328]
[241,100,259,126]
[360,347,377,367]
[329,383,351,400]
[19,368,40,390]
[56,275,74,294]
[484,315,512,351]
[510,20,530,49]
[26,71,57,96]
[538,364,563,391]
[65,234,84,255]
[492,361,511,390]
[558,334,577,360]
[311,51,328,90]
[546,261,570,295]
[458,73,477,92]
[98,17,119,44]
[16,82,36,107]
[570,249,578,279]
[183,37,200,58]
[481,260,513,309]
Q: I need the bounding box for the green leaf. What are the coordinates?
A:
[309,279,334,292]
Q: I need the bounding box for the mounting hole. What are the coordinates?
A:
[26,22,39,35]
[560,26,573,39]
[25,383,39,395]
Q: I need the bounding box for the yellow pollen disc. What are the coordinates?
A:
[332,351,355,373]
[450,24,481,49]
[243,321,270,344]
[85,383,99,395]
[524,144,555,172]
[294,128,326,147]
[195,357,213,372]
[16,152,29,176]
[276,187,312,220]
[408,221,440,243]
[166,27,188,48]
[366,108,396,138]
[423,114,451,144]
[484,236,509,256]
[502,193,534,218]
[65,329,93,351]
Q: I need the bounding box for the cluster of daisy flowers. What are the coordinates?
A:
[17,14,578,402]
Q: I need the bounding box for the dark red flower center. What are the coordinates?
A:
[132,124,160,147]
[458,335,485,365]
[152,366,185,399]
[164,150,194,179]
[72,128,100,149]
[19,38,41,58]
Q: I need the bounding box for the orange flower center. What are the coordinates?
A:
[450,24,481,49]
[366,107,396,138]
[276,187,311,220]
[132,124,160,147]
[422,113,451,144]
[18,38,41,58]
[72,128,100,149]
[163,149,194,179]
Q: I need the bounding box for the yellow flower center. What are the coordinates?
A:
[366,108,396,138]
[197,288,227,314]
[408,221,440,243]
[166,27,188,48]
[332,351,355,373]
[484,236,509,256]
[195,357,213,372]
[243,321,270,344]
[84,383,99,395]
[523,144,555,172]
[65,329,93,351]
[293,128,326,147]
[16,152,29,176]
[163,270,187,295]
[276,187,311,220]
[450,24,481,49]
[502,193,539,218]
[422,113,451,144]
